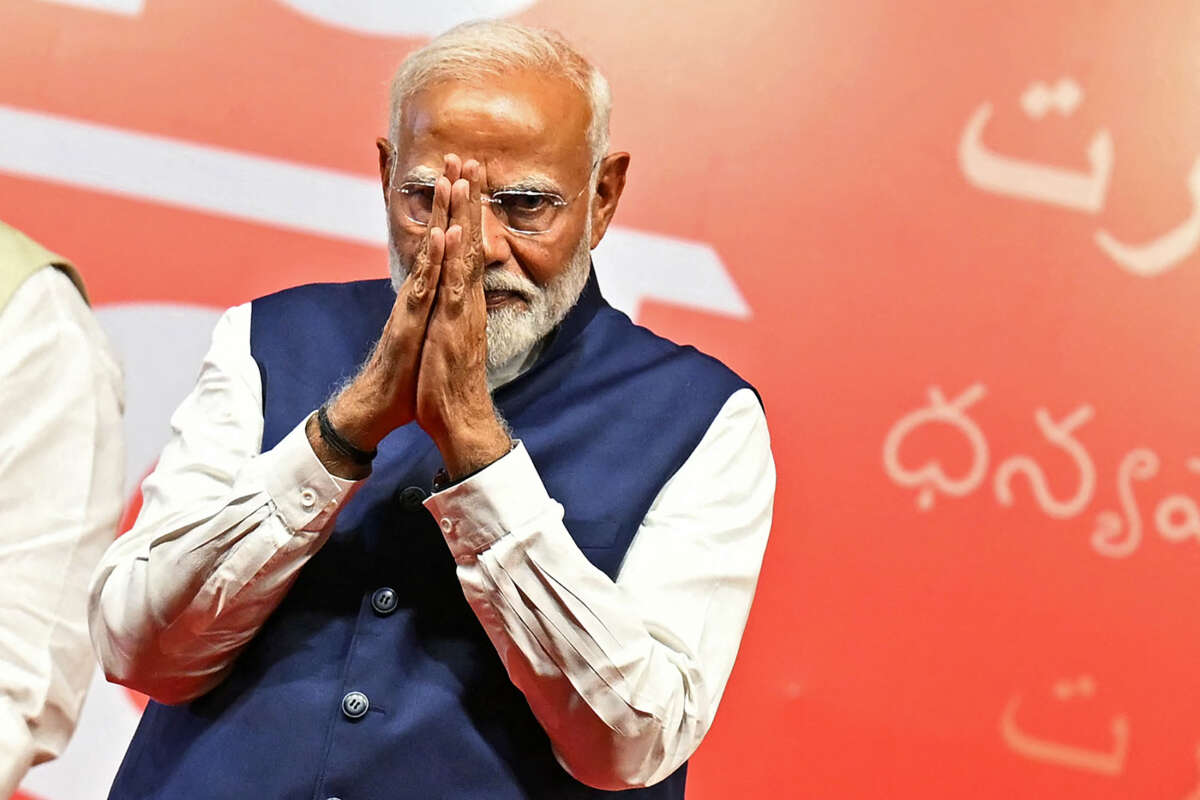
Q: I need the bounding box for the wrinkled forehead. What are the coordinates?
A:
[393,71,593,189]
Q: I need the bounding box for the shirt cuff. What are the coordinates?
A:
[261,416,359,532]
[425,441,555,559]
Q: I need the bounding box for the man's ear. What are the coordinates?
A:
[589,152,630,249]
[377,138,395,198]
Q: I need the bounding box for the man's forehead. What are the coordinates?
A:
[394,72,592,180]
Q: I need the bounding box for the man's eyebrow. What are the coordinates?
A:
[491,175,563,194]
[399,168,565,194]
[399,166,439,184]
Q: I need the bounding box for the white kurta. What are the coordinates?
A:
[0,268,124,797]
[90,301,774,789]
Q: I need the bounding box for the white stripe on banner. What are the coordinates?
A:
[39,0,145,16]
[0,104,388,245]
[0,104,749,318]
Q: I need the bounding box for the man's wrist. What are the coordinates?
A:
[437,417,513,481]
[305,412,372,481]
[326,386,391,452]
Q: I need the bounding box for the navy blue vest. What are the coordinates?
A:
[109,270,753,799]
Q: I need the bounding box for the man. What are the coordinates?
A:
[90,21,774,799]
[0,221,124,796]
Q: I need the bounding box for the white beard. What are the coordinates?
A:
[388,216,593,374]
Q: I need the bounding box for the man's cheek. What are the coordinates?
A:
[511,242,568,287]
[395,236,424,270]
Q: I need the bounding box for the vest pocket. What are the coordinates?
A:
[562,518,620,549]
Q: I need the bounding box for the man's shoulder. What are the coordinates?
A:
[0,221,87,312]
[248,278,394,373]
[589,304,753,390]
[252,278,394,311]
[250,278,395,342]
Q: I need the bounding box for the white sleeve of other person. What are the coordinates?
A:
[0,268,124,797]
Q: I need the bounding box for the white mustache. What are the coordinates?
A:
[482,269,538,302]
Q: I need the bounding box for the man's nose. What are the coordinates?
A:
[480,203,511,268]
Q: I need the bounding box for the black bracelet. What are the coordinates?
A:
[317,404,377,466]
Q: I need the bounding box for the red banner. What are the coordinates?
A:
[5,1,1200,797]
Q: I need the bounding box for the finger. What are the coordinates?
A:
[442,223,465,303]
[469,161,486,281]
[403,226,443,317]
[465,159,481,201]
[427,226,445,281]
[465,159,482,233]
[425,226,445,307]
[428,176,451,233]
[446,178,473,286]
[448,177,471,237]
[462,160,478,241]
[443,153,462,184]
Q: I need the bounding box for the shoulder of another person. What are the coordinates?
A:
[0,222,88,313]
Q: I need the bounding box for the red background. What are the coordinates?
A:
[5,0,1200,796]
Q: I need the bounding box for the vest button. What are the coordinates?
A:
[393,485,428,512]
[370,587,398,616]
[341,691,369,720]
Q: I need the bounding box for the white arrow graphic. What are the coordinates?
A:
[0,104,750,321]
[273,0,537,37]
[39,0,144,15]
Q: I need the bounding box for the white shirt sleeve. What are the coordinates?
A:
[0,268,125,797]
[87,303,358,705]
[425,387,774,790]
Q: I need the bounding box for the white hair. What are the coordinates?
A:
[388,20,611,163]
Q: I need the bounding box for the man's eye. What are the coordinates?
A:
[398,184,436,223]
[498,193,551,213]
[402,185,435,206]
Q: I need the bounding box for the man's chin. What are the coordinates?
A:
[485,309,535,342]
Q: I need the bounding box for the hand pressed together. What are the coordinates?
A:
[311,153,512,481]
